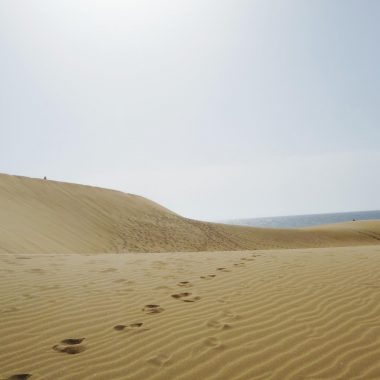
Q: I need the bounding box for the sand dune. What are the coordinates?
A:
[1,245,380,379]
[2,173,380,379]
[1,173,380,254]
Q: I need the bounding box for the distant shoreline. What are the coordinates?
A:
[223,210,380,229]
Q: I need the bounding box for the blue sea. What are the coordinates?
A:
[225,210,380,229]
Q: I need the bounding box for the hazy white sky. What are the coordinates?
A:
[1,0,379,220]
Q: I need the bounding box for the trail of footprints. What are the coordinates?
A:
[7,255,259,378]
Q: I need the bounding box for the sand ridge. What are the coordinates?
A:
[1,245,380,379]
[1,173,380,254]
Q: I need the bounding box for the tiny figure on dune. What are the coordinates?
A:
[44,176,47,180]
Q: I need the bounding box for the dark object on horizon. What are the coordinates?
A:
[352,219,356,221]
[44,176,47,180]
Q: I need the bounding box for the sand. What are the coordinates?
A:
[1,245,380,379]
[1,173,380,379]
[1,173,380,254]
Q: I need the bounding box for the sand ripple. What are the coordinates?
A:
[1,246,380,379]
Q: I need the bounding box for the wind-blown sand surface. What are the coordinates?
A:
[1,173,380,379]
[1,173,380,253]
[1,245,380,379]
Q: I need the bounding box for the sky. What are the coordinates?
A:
[1,0,379,220]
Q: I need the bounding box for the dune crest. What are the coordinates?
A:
[0,173,380,253]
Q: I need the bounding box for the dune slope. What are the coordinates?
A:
[1,173,380,253]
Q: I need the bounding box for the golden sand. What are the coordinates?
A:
[1,246,380,379]
[1,173,380,253]
[1,173,380,379]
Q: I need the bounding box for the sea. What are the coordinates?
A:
[224,210,380,229]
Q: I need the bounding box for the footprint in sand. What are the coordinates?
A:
[53,338,86,355]
[216,267,230,272]
[7,375,32,380]
[114,324,127,331]
[53,345,86,355]
[200,274,216,280]
[171,292,200,302]
[142,304,164,314]
[206,319,232,330]
[130,322,144,328]
[61,338,85,345]
[203,336,224,349]
[113,322,146,331]
[193,337,225,355]
[146,353,172,367]
[219,309,241,321]
[177,281,192,288]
